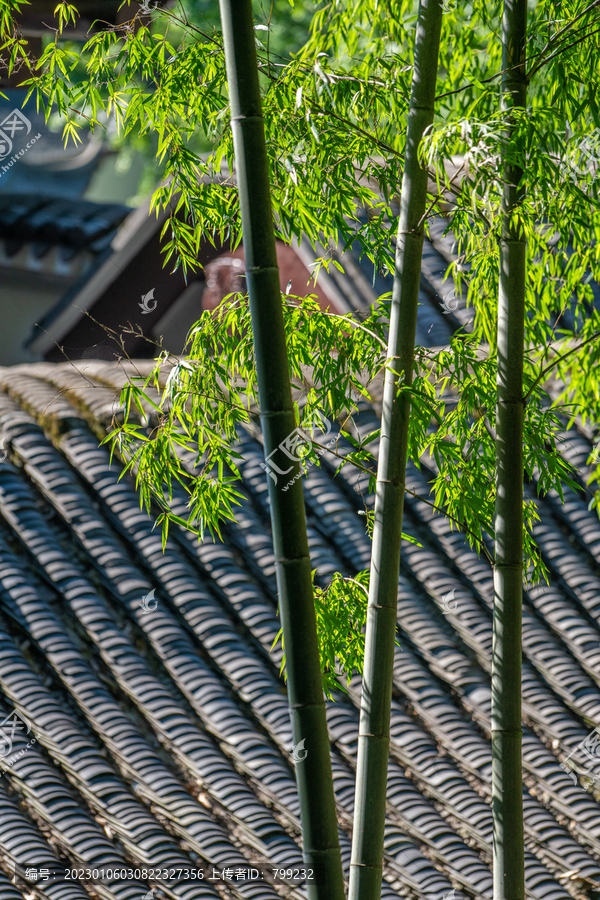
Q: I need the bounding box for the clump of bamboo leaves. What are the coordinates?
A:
[273,569,372,700]
[7,0,598,565]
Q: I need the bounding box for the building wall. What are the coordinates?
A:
[0,278,63,365]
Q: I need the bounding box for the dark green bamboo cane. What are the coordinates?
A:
[348,2,443,898]
[217,3,345,899]
[492,1,527,898]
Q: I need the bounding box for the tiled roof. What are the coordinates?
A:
[0,362,598,900]
[0,194,129,260]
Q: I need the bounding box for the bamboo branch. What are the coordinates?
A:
[436,2,600,103]
[525,0,600,74]
[523,331,600,402]
[320,440,494,561]
[527,23,600,77]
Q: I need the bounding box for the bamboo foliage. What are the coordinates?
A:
[13,6,600,896]
[348,2,444,898]
[19,0,600,580]
[217,2,345,898]
[492,0,527,897]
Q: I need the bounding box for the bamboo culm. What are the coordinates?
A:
[218,3,345,898]
[348,2,443,898]
[492,0,527,897]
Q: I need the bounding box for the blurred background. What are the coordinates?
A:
[0,0,455,367]
[0,0,341,366]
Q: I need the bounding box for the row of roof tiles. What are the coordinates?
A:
[0,362,597,900]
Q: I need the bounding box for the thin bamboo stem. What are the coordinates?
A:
[492,0,527,896]
[348,1,443,898]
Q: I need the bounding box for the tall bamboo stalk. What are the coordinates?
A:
[492,0,527,897]
[348,2,443,898]
[218,3,345,899]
